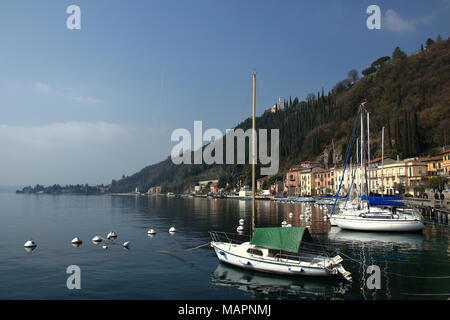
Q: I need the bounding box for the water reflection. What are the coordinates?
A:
[328,228,424,250]
[108,195,448,299]
[210,263,352,300]
[23,247,36,253]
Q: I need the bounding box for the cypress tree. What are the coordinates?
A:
[387,112,394,149]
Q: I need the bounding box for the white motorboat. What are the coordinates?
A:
[210,228,352,281]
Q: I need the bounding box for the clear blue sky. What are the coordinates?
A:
[0,0,449,186]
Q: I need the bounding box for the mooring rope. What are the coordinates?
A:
[154,242,211,254]
[337,250,450,279]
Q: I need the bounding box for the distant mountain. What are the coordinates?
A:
[111,37,450,193]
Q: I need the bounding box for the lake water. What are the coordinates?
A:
[0,193,448,300]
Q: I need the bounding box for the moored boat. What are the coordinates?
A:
[332,214,424,232]
[210,227,352,281]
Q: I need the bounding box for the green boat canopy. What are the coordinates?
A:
[250,227,312,253]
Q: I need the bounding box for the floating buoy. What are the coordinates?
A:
[169,227,176,233]
[71,237,82,245]
[123,241,130,248]
[239,219,244,226]
[92,236,102,243]
[287,224,292,227]
[147,229,156,235]
[281,221,287,226]
[237,225,244,232]
[102,245,108,249]
[107,231,117,240]
[24,240,37,248]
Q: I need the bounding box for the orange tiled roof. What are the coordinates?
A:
[418,155,442,162]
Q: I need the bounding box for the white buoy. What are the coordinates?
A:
[281,221,287,227]
[147,229,156,235]
[92,236,102,243]
[107,231,117,239]
[169,227,176,233]
[239,219,245,226]
[24,240,37,248]
[102,245,108,249]
[287,224,292,227]
[71,237,82,245]
[123,241,130,248]
[237,225,244,232]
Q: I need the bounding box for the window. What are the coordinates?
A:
[247,248,263,256]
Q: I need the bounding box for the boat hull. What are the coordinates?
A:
[333,217,424,232]
[211,243,332,277]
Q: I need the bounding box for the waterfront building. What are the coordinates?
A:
[418,155,444,176]
[313,168,334,195]
[256,176,269,191]
[285,169,302,195]
[368,159,427,196]
[300,166,323,196]
[147,186,162,194]
[285,162,323,196]
[442,148,450,176]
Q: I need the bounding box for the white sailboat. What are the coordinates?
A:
[209,74,351,282]
[332,104,424,232]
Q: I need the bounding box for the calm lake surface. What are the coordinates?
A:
[0,193,448,300]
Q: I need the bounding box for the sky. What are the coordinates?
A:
[0,0,449,187]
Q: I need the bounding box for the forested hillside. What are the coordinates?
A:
[111,36,450,193]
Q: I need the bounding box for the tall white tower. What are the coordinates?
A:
[278,97,284,110]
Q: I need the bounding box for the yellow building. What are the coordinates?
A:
[300,167,323,196]
[442,149,450,176]
[369,159,427,196]
[419,155,444,176]
[333,165,365,197]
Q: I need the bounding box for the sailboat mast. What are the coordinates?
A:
[356,138,359,197]
[367,111,371,196]
[381,126,385,196]
[360,109,364,201]
[251,73,256,236]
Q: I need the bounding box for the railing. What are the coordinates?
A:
[209,231,250,245]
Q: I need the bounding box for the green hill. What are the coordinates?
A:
[111,36,450,193]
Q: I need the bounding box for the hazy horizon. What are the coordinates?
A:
[1,0,450,187]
